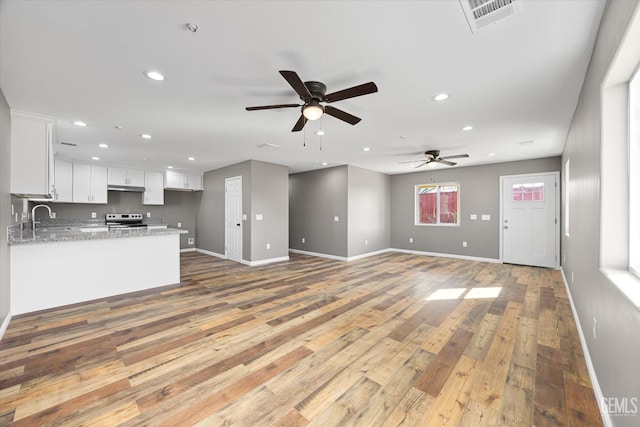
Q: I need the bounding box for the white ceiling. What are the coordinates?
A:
[0,0,605,175]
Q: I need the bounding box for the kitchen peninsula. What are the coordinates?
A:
[8,225,187,315]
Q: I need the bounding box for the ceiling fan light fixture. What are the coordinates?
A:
[303,103,324,120]
[428,161,439,168]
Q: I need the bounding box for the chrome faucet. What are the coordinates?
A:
[31,204,53,230]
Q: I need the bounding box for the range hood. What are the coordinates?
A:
[107,184,146,192]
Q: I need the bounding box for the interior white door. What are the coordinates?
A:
[225,176,242,263]
[501,172,559,268]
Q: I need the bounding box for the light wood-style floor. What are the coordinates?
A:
[0,252,603,426]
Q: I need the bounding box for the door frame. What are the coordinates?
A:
[225,176,242,263]
[499,171,560,268]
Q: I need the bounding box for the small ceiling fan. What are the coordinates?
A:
[245,70,378,132]
[400,150,469,168]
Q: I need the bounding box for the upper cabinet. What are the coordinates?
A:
[53,158,73,203]
[10,112,55,198]
[73,163,107,204]
[143,171,164,205]
[108,167,145,187]
[165,170,203,191]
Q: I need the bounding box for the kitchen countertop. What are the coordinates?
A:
[8,225,187,245]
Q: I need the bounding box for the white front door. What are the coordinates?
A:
[225,176,242,263]
[501,172,559,268]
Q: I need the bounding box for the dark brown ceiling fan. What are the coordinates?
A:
[245,70,378,132]
[400,150,469,168]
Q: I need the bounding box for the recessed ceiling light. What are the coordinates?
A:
[144,70,165,81]
[98,143,109,148]
[362,147,371,152]
[431,93,449,102]
[462,125,473,131]
[91,156,100,161]
[321,162,328,166]
[140,134,152,140]
[167,165,174,169]
[316,130,326,136]
[73,121,87,127]
[188,157,195,161]
[488,152,496,157]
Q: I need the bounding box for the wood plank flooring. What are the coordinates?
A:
[0,252,604,426]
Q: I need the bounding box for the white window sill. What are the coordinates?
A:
[601,268,640,310]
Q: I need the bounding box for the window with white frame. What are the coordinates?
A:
[415,183,460,225]
[629,65,639,277]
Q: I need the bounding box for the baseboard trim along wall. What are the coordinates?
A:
[180,248,196,253]
[561,268,612,427]
[195,248,226,259]
[289,248,500,264]
[391,248,500,264]
[241,256,290,267]
[0,310,12,342]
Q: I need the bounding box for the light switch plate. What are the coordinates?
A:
[481,214,491,221]
[334,216,339,222]
[470,214,477,220]
[91,212,96,219]
[256,214,263,221]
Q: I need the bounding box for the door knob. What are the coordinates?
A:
[504,225,509,229]
[236,223,241,226]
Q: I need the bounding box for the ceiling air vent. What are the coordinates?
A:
[459,0,519,33]
[59,141,77,147]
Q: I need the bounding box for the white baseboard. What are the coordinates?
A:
[195,248,226,259]
[289,247,500,264]
[561,268,611,427]
[391,248,500,264]
[241,256,290,267]
[195,248,288,266]
[0,310,12,342]
[180,248,196,253]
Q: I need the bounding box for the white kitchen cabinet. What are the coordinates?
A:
[10,111,55,198]
[165,170,203,191]
[108,167,145,187]
[73,163,107,203]
[143,171,164,205]
[53,159,73,202]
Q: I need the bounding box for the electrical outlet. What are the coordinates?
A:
[334,216,339,222]
[51,212,56,219]
[188,238,194,245]
[91,212,96,219]
[266,243,270,250]
[463,241,467,248]
[593,317,597,339]
[302,237,305,243]
[177,222,182,228]
[147,212,151,218]
[409,237,413,243]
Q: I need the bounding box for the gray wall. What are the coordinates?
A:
[250,160,289,261]
[0,90,11,329]
[562,0,640,423]
[197,160,288,263]
[390,157,561,259]
[36,190,198,249]
[347,165,390,257]
[289,166,349,257]
[197,161,251,258]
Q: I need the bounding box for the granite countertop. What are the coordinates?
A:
[8,223,187,245]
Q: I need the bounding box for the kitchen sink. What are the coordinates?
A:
[79,227,109,233]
